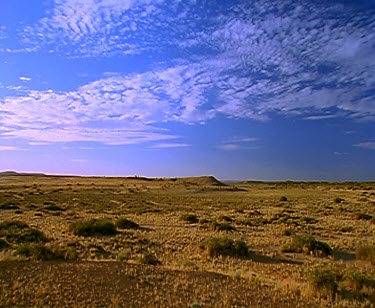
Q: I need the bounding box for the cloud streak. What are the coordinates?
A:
[0,146,27,151]
[354,142,375,150]
[150,143,191,149]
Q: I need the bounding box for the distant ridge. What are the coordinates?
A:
[0,171,46,176]
[0,172,226,186]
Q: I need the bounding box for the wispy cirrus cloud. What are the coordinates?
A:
[217,144,242,151]
[1,0,375,147]
[218,136,258,151]
[150,143,191,149]
[0,146,27,151]
[354,142,375,150]
[19,77,31,82]
[304,115,338,121]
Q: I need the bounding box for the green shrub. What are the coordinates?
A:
[0,220,28,231]
[14,242,77,261]
[12,229,48,244]
[280,235,332,256]
[139,252,161,265]
[116,217,139,229]
[283,228,294,236]
[356,245,375,265]
[355,213,373,221]
[0,203,20,210]
[0,220,48,243]
[199,237,249,258]
[334,197,343,203]
[14,243,65,261]
[307,267,338,300]
[70,218,116,236]
[44,204,65,211]
[116,250,130,262]
[211,221,236,232]
[301,216,318,224]
[180,214,199,224]
[343,270,375,291]
[307,265,375,303]
[0,239,9,250]
[280,196,288,201]
[218,215,233,223]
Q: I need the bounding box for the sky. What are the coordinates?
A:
[0,0,374,181]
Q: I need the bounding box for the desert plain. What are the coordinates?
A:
[0,173,374,307]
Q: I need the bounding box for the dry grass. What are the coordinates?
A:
[0,174,374,307]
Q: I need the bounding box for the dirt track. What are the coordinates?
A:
[0,261,318,307]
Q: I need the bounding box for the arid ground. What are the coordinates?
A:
[0,174,374,307]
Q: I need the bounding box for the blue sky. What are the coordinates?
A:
[0,0,374,181]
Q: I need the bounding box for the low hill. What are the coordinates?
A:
[173,176,227,186]
[0,171,46,177]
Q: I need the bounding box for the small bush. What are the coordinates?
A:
[340,226,354,233]
[0,203,20,210]
[116,217,139,229]
[307,267,338,300]
[199,237,249,258]
[343,270,375,292]
[12,229,48,244]
[301,216,318,224]
[139,252,161,265]
[14,243,64,261]
[218,215,233,223]
[70,218,116,236]
[280,235,332,256]
[356,245,375,265]
[0,220,28,231]
[334,197,343,203]
[180,214,199,224]
[307,265,375,303]
[0,220,48,243]
[355,213,373,221]
[280,196,288,202]
[44,204,65,211]
[283,228,294,236]
[211,221,236,232]
[117,250,130,262]
[0,239,9,250]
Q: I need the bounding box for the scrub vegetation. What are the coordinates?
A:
[0,173,374,307]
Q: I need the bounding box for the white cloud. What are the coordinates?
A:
[354,142,375,150]
[0,146,26,151]
[217,144,241,151]
[304,115,337,120]
[63,146,95,150]
[150,143,191,148]
[223,137,257,143]
[1,0,374,133]
[2,127,176,145]
[19,77,31,82]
